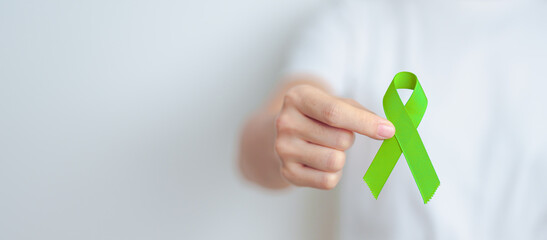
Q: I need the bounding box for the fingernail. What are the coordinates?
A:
[377,122,395,139]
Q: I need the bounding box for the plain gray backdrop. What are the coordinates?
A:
[0,0,337,239]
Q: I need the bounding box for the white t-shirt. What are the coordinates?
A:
[284,0,547,239]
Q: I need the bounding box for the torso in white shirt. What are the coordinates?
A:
[285,0,547,239]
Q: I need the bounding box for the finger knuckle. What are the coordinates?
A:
[322,102,341,125]
[281,165,296,182]
[335,131,355,150]
[283,92,296,106]
[275,113,294,134]
[285,85,307,104]
[319,173,340,190]
[274,138,291,158]
[326,150,345,171]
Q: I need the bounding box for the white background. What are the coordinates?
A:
[0,0,337,239]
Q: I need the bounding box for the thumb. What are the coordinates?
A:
[339,98,395,139]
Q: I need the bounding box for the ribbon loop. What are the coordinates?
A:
[364,72,440,204]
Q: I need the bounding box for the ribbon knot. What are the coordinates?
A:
[364,72,440,204]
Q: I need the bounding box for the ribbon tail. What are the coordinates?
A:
[403,145,440,204]
[363,137,402,199]
[398,127,440,203]
[411,165,440,204]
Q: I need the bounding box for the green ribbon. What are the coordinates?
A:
[363,72,440,204]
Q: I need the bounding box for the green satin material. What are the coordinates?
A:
[364,72,440,204]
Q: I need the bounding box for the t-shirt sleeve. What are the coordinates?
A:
[282,5,350,96]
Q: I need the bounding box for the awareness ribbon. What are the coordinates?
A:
[363,72,440,204]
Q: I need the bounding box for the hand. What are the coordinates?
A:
[274,84,395,189]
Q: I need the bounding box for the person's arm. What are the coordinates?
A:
[238,74,395,190]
